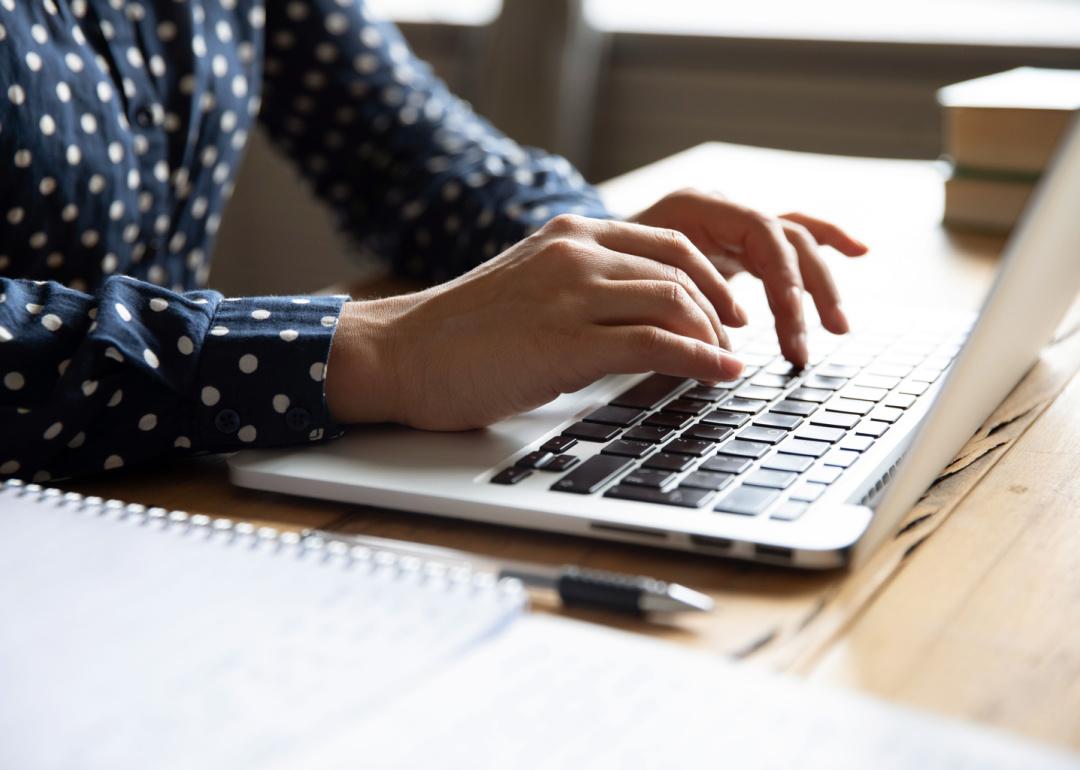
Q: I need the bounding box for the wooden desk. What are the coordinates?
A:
[64,143,1080,752]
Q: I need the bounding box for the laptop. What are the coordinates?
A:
[230,120,1080,569]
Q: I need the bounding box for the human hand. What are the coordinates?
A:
[325,214,747,430]
[632,188,869,368]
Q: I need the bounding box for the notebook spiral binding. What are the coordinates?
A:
[0,479,525,601]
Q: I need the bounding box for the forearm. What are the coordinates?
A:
[0,277,346,481]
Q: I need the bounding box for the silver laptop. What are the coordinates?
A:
[231,120,1080,569]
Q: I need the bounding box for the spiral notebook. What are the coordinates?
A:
[1,481,1077,770]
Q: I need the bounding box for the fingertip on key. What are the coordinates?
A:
[718,352,744,380]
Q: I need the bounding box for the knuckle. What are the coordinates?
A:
[544,236,584,262]
[634,326,664,355]
[544,213,584,235]
[786,222,814,245]
[659,227,694,256]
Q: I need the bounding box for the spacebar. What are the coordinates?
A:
[551,455,634,494]
[609,374,688,410]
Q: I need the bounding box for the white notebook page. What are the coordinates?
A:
[0,487,524,770]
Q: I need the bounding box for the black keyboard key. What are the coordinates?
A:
[515,450,554,469]
[910,367,942,383]
[622,468,678,488]
[869,363,913,378]
[855,420,890,438]
[540,435,577,454]
[839,385,888,403]
[839,435,874,453]
[870,406,904,423]
[662,398,710,416]
[744,469,798,490]
[551,455,634,494]
[809,410,859,429]
[770,399,817,417]
[760,453,813,473]
[854,374,901,390]
[714,485,780,516]
[754,412,802,430]
[738,426,787,444]
[605,484,714,509]
[790,482,827,502]
[807,464,843,484]
[718,397,765,414]
[815,363,859,379]
[825,397,873,416]
[623,425,675,444]
[897,380,929,396]
[771,500,809,521]
[541,454,580,472]
[643,412,692,429]
[701,409,749,428]
[584,405,645,427]
[788,387,831,403]
[601,439,655,459]
[794,425,845,444]
[683,386,728,402]
[717,439,770,459]
[803,374,847,391]
[491,467,532,485]
[663,438,715,457]
[734,384,784,402]
[681,471,735,491]
[700,455,752,475]
[643,452,695,472]
[610,374,688,410]
[563,421,620,442]
[682,424,733,443]
[751,373,798,389]
[778,438,829,458]
[884,393,917,410]
[823,449,860,468]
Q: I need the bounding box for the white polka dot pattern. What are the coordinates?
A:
[0,0,606,481]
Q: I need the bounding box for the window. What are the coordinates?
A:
[585,0,1080,47]
[368,0,501,26]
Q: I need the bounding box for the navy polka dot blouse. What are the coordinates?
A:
[0,0,609,482]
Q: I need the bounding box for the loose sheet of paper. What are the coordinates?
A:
[300,614,1080,770]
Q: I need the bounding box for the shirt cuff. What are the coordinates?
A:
[190,294,348,452]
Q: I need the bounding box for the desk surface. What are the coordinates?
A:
[65,143,1080,752]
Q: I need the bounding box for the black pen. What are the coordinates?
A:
[301,529,713,615]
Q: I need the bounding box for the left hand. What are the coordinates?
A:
[632,188,869,367]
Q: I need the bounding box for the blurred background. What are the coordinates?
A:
[212,0,1080,295]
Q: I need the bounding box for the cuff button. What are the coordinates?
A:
[214,408,240,434]
[285,407,312,432]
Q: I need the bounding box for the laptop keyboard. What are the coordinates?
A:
[490,321,969,522]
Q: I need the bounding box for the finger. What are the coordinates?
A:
[743,216,808,368]
[591,220,749,328]
[780,212,869,256]
[783,222,849,335]
[595,325,744,384]
[592,250,731,350]
[587,279,722,349]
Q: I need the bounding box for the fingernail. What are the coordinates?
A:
[720,354,744,379]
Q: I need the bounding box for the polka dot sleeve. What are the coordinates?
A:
[258,0,611,283]
[0,276,345,482]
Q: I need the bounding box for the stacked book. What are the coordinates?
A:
[938,67,1080,234]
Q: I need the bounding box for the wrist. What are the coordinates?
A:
[325,299,402,425]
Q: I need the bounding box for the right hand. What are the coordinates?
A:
[325,214,747,430]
